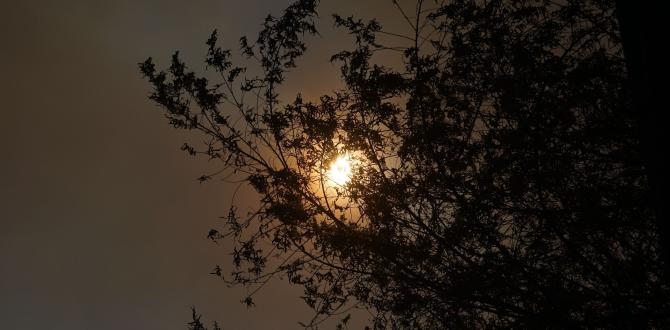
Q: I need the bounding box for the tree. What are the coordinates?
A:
[140,0,669,328]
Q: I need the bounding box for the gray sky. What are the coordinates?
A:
[0,0,403,328]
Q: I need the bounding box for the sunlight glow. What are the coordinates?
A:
[327,155,353,185]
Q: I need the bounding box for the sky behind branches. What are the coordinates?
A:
[0,0,407,328]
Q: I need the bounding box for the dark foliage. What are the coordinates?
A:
[188,307,222,330]
[142,0,669,328]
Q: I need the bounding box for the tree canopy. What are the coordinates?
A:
[140,0,669,328]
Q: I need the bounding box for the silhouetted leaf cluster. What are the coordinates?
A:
[188,307,222,330]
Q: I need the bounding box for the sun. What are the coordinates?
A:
[327,154,353,185]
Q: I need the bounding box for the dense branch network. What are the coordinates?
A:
[141,0,668,328]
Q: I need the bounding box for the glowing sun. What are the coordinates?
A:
[327,155,353,185]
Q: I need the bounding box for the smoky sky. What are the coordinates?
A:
[0,0,409,329]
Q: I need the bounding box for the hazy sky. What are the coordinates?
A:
[0,0,407,329]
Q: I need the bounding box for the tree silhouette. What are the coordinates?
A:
[141,0,669,328]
